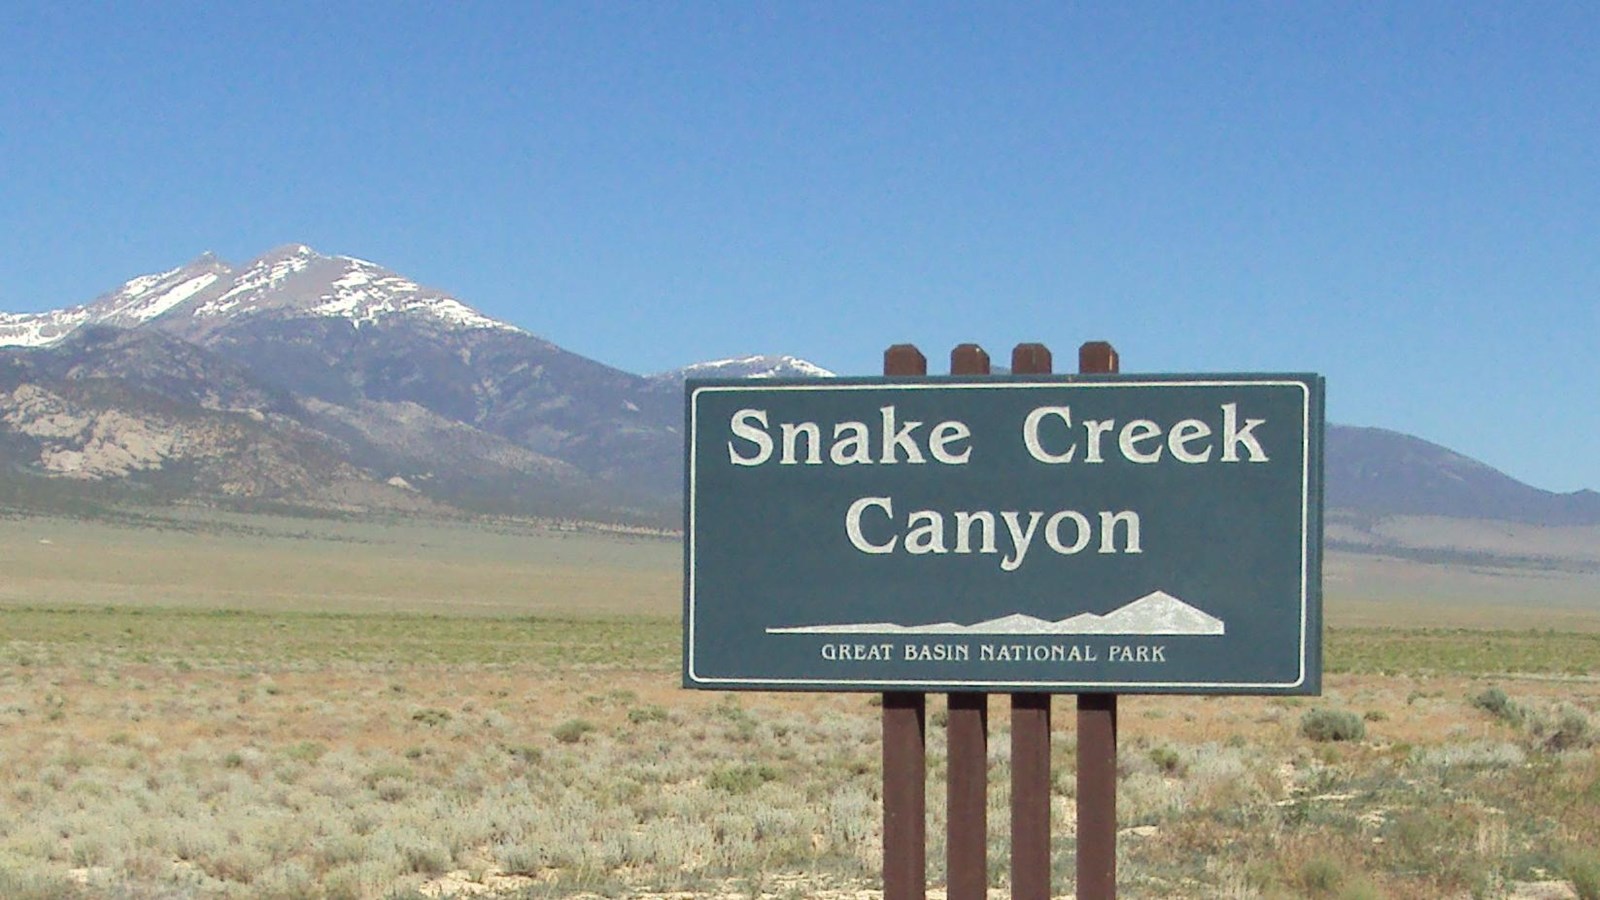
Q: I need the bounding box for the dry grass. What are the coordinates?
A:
[4,627,1597,898]
[0,511,680,617]
[0,509,1597,898]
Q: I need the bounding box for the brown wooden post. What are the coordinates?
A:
[882,343,928,900]
[884,692,928,899]
[1076,339,1120,900]
[1009,341,1054,900]
[946,343,990,900]
[1079,341,1119,377]
[950,342,990,376]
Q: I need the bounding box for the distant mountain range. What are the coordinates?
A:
[2,244,1595,531]
[0,245,827,523]
[1326,425,1600,526]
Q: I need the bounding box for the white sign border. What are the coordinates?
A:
[685,377,1318,692]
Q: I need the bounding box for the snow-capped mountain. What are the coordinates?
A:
[0,245,523,349]
[2,242,1592,529]
[0,243,844,521]
[642,355,834,405]
[655,355,836,382]
[0,246,669,519]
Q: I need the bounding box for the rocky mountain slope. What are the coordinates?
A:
[0,327,428,512]
[0,246,679,520]
[1,244,1592,530]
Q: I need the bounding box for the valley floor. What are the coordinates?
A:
[3,606,1597,899]
[0,510,1596,899]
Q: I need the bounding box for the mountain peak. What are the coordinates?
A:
[0,245,526,348]
[171,245,523,335]
[653,354,836,383]
[260,243,322,261]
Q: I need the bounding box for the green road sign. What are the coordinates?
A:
[685,374,1324,694]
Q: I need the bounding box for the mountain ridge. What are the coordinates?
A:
[0,245,679,521]
[1327,424,1600,526]
[0,245,529,349]
[1,244,1593,532]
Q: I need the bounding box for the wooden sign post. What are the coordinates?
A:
[1076,341,1121,898]
[1010,342,1056,900]
[946,344,990,900]
[881,344,927,900]
[882,341,1120,898]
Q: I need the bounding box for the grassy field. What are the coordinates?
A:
[1,509,1597,899]
[0,511,680,618]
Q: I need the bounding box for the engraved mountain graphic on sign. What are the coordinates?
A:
[766,590,1225,636]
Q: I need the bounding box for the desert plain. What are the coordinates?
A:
[1,509,1597,899]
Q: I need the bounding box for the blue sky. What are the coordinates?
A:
[2,3,1596,492]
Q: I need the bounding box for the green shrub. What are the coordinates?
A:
[1471,686,1522,724]
[1566,852,1600,900]
[1300,708,1365,743]
[364,763,411,789]
[505,743,544,763]
[553,718,596,744]
[1336,880,1383,900]
[1533,704,1595,753]
[375,777,409,802]
[1148,746,1183,775]
[707,763,780,794]
[494,842,543,876]
[627,704,668,724]
[1471,686,1509,712]
[1299,856,1343,893]
[400,839,451,875]
[284,740,327,762]
[410,708,452,727]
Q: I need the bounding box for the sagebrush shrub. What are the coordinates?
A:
[553,718,596,744]
[1566,853,1600,900]
[1470,686,1522,725]
[1300,708,1365,742]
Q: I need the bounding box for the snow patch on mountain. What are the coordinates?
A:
[311,258,520,331]
[691,355,835,378]
[0,308,93,347]
[194,246,317,317]
[0,244,527,344]
[658,355,836,382]
[122,271,220,322]
[118,271,172,299]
